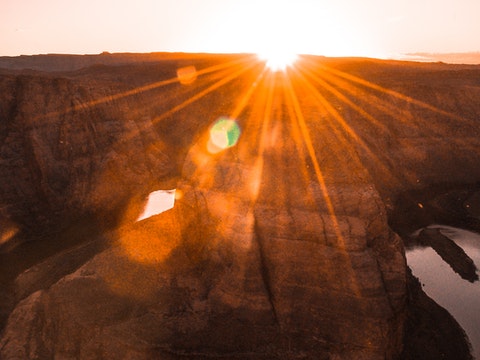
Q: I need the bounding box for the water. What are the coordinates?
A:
[137,189,176,221]
[406,225,480,359]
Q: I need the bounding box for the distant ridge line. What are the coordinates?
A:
[401,52,480,64]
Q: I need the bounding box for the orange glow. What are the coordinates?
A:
[0,225,18,247]
[153,60,256,124]
[118,209,180,265]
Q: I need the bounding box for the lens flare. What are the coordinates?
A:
[207,117,241,153]
[177,65,197,85]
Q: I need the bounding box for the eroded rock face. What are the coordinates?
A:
[1,72,406,359]
[0,155,406,360]
[0,54,260,249]
[173,103,407,358]
[0,73,172,245]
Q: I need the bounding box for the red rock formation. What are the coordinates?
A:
[1,54,480,359]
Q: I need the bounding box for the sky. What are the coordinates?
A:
[1,0,479,58]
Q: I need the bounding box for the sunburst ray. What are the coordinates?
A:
[152,61,258,124]
[282,71,364,297]
[291,66,405,190]
[33,55,255,122]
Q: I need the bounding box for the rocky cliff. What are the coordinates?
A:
[0,54,251,249]
[0,54,479,359]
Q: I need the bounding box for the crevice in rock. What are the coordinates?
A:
[319,214,329,246]
[253,215,279,326]
[373,249,395,314]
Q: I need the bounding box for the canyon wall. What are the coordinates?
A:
[0,55,479,359]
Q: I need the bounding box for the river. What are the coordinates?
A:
[406,225,480,359]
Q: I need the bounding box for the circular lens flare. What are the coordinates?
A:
[208,117,241,153]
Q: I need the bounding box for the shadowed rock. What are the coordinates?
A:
[402,268,474,360]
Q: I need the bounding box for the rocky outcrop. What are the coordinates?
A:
[1,54,480,359]
[417,228,478,282]
[173,118,407,358]
[0,120,407,359]
[390,183,480,237]
[0,72,171,244]
[0,54,259,249]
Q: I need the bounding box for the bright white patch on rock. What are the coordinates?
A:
[137,189,176,221]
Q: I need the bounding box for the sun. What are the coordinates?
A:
[258,50,298,72]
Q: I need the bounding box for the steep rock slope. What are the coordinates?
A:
[0,72,170,241]
[0,55,254,251]
[0,110,406,359]
[174,96,407,358]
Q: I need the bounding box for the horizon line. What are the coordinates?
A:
[1,50,480,65]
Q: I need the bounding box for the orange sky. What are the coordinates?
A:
[1,0,479,58]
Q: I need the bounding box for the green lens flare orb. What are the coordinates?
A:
[209,118,241,150]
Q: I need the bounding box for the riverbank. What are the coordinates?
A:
[402,267,473,359]
[391,183,480,359]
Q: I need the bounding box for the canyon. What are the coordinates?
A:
[0,53,479,359]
